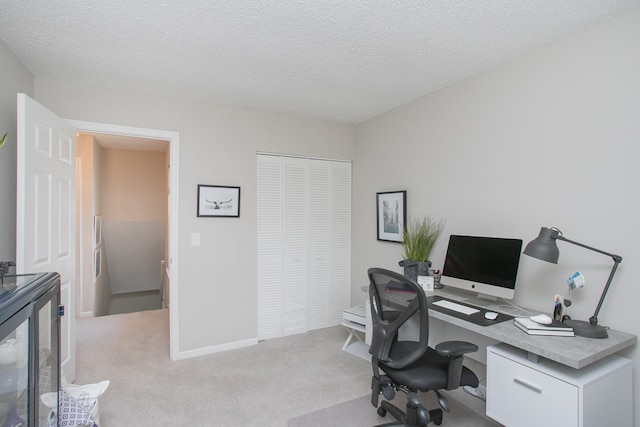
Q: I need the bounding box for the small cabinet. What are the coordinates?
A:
[0,273,61,426]
[487,343,632,427]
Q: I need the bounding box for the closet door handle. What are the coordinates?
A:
[513,377,543,394]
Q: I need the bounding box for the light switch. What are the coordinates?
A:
[191,233,200,246]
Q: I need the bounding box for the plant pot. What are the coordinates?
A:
[399,260,432,282]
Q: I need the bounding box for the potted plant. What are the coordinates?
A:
[399,216,446,282]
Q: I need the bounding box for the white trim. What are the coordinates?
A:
[68,120,181,361]
[256,151,352,163]
[175,338,258,360]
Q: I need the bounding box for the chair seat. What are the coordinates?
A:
[381,341,479,391]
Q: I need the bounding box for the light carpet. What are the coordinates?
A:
[76,309,374,426]
[76,309,499,426]
[288,391,502,427]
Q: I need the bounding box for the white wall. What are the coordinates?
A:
[101,148,167,222]
[77,134,96,316]
[353,8,640,425]
[33,80,355,353]
[93,141,111,316]
[100,148,166,295]
[77,135,114,317]
[0,39,33,262]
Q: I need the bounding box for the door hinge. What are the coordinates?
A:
[58,305,65,317]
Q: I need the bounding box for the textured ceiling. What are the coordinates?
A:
[1,1,638,124]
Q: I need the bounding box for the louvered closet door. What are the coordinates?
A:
[307,160,331,330]
[257,155,284,340]
[257,154,352,339]
[282,157,308,336]
[329,161,352,325]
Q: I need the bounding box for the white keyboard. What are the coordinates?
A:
[432,299,480,315]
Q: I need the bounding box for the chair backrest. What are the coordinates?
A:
[368,267,430,369]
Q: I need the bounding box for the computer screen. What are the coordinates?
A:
[441,235,523,303]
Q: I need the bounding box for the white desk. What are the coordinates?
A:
[361,285,637,426]
[487,343,632,427]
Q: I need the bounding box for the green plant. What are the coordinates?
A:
[401,216,446,262]
[0,133,6,148]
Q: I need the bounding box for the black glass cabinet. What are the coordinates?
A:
[0,272,61,426]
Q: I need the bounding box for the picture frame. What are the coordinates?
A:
[376,190,406,242]
[94,215,102,247]
[94,248,102,280]
[197,185,241,217]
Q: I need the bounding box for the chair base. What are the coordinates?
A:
[374,395,444,426]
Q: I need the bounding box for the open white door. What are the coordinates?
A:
[16,93,77,382]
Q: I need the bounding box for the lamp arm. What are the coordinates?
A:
[556,235,623,325]
[589,260,620,325]
[555,235,622,262]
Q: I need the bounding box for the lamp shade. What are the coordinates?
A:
[523,227,560,263]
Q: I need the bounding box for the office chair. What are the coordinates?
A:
[368,268,479,426]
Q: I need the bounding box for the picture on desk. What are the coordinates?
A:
[553,294,564,321]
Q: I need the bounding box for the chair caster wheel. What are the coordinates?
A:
[430,409,443,425]
[377,407,387,417]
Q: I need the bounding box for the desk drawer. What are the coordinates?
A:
[487,343,633,427]
[487,348,578,427]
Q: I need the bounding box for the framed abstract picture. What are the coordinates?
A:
[197,185,241,217]
[376,190,406,242]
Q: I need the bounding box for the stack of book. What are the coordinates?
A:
[514,317,575,336]
[385,281,416,293]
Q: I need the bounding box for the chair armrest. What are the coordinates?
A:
[435,341,479,390]
[434,341,479,357]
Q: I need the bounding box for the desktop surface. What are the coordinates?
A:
[428,286,636,369]
[364,283,637,369]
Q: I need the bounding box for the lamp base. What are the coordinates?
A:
[563,319,608,339]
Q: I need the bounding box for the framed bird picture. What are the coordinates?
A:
[197,185,241,217]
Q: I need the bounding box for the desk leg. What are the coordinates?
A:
[342,326,364,350]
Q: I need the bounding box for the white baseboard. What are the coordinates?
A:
[175,338,258,360]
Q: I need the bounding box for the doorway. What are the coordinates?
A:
[70,120,180,360]
[77,133,169,317]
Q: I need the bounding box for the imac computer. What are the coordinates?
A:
[441,235,523,306]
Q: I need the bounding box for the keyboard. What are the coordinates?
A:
[432,299,480,315]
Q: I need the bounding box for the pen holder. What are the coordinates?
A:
[431,272,443,289]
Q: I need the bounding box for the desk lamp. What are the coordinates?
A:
[523,227,622,339]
